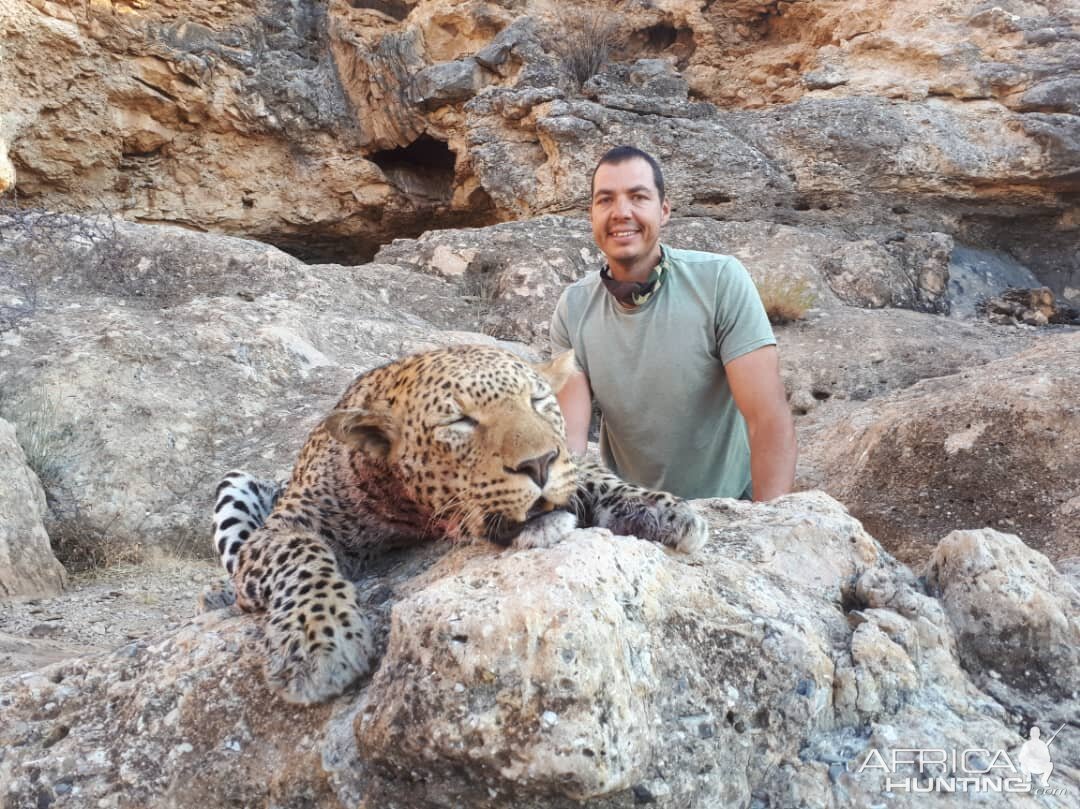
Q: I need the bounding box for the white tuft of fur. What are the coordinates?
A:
[674,509,710,554]
[512,510,579,550]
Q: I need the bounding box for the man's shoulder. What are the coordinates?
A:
[559,271,603,298]
[663,245,739,270]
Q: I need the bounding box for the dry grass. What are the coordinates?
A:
[547,7,623,88]
[0,190,138,313]
[756,276,817,324]
[47,518,144,574]
[6,384,67,491]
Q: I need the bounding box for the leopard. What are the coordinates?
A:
[211,345,708,704]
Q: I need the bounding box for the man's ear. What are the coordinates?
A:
[533,350,578,395]
[660,196,671,226]
[323,408,397,460]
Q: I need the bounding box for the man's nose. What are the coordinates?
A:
[612,196,632,217]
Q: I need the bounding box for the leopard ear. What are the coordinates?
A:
[323,408,397,459]
[533,350,578,395]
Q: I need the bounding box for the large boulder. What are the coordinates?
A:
[0,418,67,598]
[798,333,1080,564]
[0,215,492,553]
[926,529,1080,704]
[1,493,1076,808]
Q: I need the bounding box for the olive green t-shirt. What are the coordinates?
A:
[550,245,775,499]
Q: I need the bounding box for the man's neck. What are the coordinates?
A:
[606,246,663,284]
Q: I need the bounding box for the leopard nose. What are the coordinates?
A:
[507,449,559,489]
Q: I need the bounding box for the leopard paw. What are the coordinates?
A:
[198,579,237,612]
[669,505,709,554]
[512,509,578,550]
[263,583,377,704]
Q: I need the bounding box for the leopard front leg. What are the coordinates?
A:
[573,461,709,554]
[233,523,376,704]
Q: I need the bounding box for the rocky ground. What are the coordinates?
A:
[0,558,221,678]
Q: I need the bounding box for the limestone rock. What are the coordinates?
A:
[2,492,1075,807]
[0,138,13,193]
[0,214,494,553]
[925,529,1080,702]
[4,0,1077,285]
[0,418,67,599]
[798,334,1080,564]
[1,0,495,261]
[466,93,793,218]
[781,306,1034,414]
[948,245,1046,318]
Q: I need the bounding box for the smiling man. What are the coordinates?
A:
[550,146,796,501]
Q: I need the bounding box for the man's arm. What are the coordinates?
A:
[555,369,592,457]
[725,346,796,501]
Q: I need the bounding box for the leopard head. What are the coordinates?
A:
[324,345,579,544]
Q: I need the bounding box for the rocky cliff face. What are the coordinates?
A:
[2,0,1077,287]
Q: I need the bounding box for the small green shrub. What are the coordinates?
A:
[756,276,817,325]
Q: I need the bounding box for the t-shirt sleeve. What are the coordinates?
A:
[549,288,573,355]
[714,257,776,365]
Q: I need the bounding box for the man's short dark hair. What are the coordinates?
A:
[590,146,666,201]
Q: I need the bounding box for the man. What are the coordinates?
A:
[550,146,796,501]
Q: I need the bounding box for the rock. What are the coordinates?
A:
[0,418,67,599]
[978,287,1080,326]
[2,492,1076,807]
[0,214,501,553]
[1017,77,1080,115]
[4,0,1078,285]
[781,305,1034,413]
[798,334,1080,565]
[925,529,1080,702]
[948,245,1045,318]
[0,0,498,262]
[410,58,489,109]
[0,138,13,193]
[377,215,967,343]
[467,94,793,218]
[0,631,97,674]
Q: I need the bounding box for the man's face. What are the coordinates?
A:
[590,157,670,279]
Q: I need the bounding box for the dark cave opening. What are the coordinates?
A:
[629,22,697,67]
[261,158,498,267]
[644,23,679,51]
[369,135,457,203]
[347,0,411,22]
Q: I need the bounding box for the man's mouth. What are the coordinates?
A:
[610,230,639,239]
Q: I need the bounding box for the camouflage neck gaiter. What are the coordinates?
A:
[600,247,669,307]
